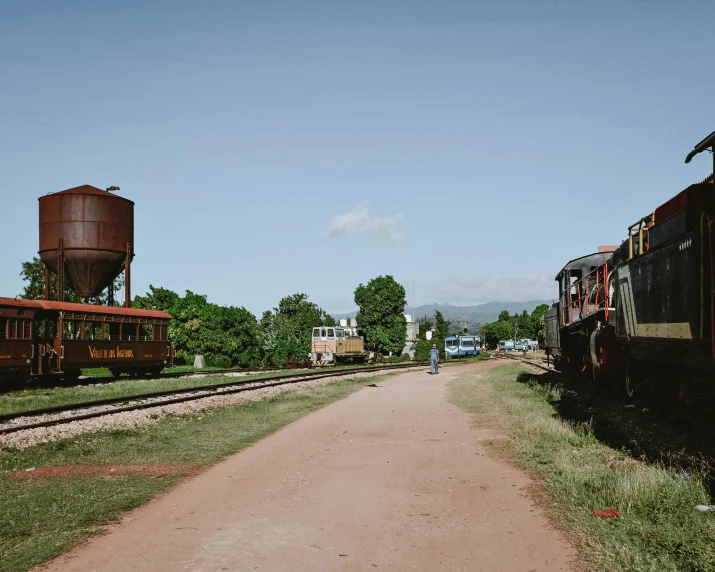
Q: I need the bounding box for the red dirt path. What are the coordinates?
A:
[37,362,576,571]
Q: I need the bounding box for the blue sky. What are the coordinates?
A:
[1,0,713,315]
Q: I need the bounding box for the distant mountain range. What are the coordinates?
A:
[332,300,552,328]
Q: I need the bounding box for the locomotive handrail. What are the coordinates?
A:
[563,262,612,325]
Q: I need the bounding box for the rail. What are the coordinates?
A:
[0,362,428,434]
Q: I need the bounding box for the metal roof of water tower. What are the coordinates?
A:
[38,185,134,298]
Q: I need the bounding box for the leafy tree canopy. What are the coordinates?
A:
[259,293,334,366]
[133,285,180,312]
[134,287,260,368]
[168,290,259,368]
[354,275,407,356]
[21,257,123,305]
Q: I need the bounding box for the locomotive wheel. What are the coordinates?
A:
[624,360,644,399]
[109,368,122,378]
[625,367,635,398]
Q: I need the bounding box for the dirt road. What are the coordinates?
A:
[40,362,575,572]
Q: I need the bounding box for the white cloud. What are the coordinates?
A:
[419,274,556,306]
[327,201,407,244]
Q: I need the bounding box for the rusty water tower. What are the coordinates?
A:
[38,185,134,306]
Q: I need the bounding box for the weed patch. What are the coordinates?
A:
[449,364,715,572]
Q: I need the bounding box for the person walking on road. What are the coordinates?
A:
[429,343,439,374]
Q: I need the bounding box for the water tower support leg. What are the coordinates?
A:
[125,242,131,308]
[43,264,50,300]
[57,238,64,303]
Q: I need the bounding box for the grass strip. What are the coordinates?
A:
[0,373,389,572]
[449,364,715,572]
[79,365,227,378]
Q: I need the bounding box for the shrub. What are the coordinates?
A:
[206,354,231,369]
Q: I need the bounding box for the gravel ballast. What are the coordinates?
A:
[0,369,416,450]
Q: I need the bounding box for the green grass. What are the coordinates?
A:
[0,373,390,572]
[449,364,715,572]
[79,365,227,378]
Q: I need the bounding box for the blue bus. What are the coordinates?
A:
[445,335,481,358]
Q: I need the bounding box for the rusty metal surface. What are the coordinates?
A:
[0,298,171,320]
[38,185,134,298]
[60,339,169,369]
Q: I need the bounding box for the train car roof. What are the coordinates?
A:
[554,250,614,281]
[0,297,172,320]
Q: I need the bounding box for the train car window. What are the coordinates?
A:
[313,327,321,338]
[461,339,474,347]
[9,319,17,339]
[446,339,458,347]
[0,317,6,339]
[327,328,335,337]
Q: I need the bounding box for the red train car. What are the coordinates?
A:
[0,298,37,383]
[0,297,173,384]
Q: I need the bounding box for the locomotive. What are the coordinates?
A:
[0,297,173,385]
[309,324,367,365]
[544,131,715,401]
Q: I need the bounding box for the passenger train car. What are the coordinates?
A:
[445,335,481,358]
[0,297,173,384]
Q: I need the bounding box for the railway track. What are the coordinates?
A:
[0,362,427,435]
[11,364,305,390]
[493,352,554,373]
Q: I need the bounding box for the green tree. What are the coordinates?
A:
[20,257,123,304]
[259,293,334,366]
[354,275,407,357]
[133,286,180,312]
[530,304,549,345]
[517,309,533,339]
[168,291,260,367]
[498,310,511,322]
[480,320,514,348]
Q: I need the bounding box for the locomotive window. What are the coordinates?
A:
[313,328,320,337]
[446,339,458,347]
[327,328,335,337]
[461,339,474,347]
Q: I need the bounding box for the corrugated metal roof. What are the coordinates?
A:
[0,297,171,319]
